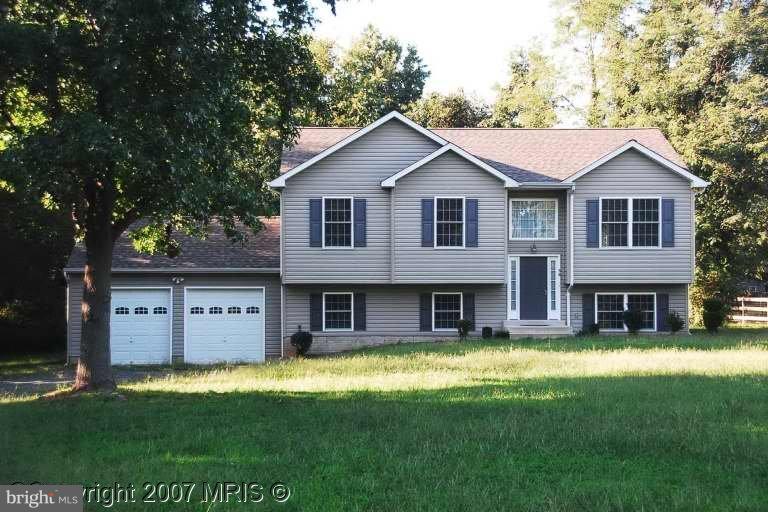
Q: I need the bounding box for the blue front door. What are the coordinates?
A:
[520,257,548,320]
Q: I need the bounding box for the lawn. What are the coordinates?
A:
[2,328,768,511]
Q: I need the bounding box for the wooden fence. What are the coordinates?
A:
[730,296,768,323]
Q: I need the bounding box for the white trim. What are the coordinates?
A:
[547,255,562,320]
[508,197,559,241]
[434,196,466,249]
[269,111,449,188]
[507,256,520,320]
[568,188,574,285]
[183,286,267,363]
[432,292,463,332]
[598,196,662,249]
[507,255,561,320]
[595,292,657,332]
[280,283,285,358]
[322,292,354,332]
[321,196,354,249]
[65,278,70,363]
[381,144,519,188]
[110,286,173,365]
[563,140,709,188]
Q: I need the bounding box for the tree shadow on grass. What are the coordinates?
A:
[2,374,767,511]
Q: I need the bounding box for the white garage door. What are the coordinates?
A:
[110,289,171,365]
[185,288,265,363]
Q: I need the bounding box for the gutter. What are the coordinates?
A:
[63,267,282,275]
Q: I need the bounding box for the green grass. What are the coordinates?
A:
[3,329,768,511]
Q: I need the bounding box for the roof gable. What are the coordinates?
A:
[381,144,518,188]
[269,112,447,188]
[562,140,708,188]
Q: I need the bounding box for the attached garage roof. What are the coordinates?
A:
[281,126,687,183]
[65,217,280,272]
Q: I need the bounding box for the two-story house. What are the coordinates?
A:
[64,112,707,364]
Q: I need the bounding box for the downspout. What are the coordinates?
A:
[64,271,70,365]
[567,186,575,329]
[279,191,284,358]
[390,187,396,283]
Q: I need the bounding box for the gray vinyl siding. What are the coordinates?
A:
[507,190,568,318]
[569,284,689,332]
[66,272,281,363]
[283,283,506,353]
[392,151,507,283]
[281,119,441,283]
[573,149,694,283]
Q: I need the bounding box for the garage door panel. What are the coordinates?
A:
[185,288,265,363]
[110,289,171,365]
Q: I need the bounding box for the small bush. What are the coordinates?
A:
[481,326,493,339]
[494,329,509,339]
[622,308,644,334]
[702,298,727,333]
[666,311,685,333]
[457,319,472,340]
[576,323,599,336]
[290,325,313,356]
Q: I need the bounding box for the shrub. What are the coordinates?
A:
[290,325,313,356]
[702,298,727,333]
[666,311,685,333]
[457,319,472,340]
[576,323,599,336]
[622,308,644,334]
[494,329,509,338]
[481,326,493,339]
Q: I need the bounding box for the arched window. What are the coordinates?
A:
[134,306,148,315]
[209,306,223,315]
[246,306,259,314]
[190,306,204,315]
[153,306,168,315]
[227,306,241,314]
[115,306,130,315]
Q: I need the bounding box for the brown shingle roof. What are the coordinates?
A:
[66,217,280,271]
[281,126,686,182]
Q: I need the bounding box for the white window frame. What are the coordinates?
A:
[321,196,354,249]
[598,196,662,249]
[434,196,466,249]
[507,255,561,320]
[322,292,354,332]
[594,292,657,332]
[509,198,558,241]
[432,292,463,331]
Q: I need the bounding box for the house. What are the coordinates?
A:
[64,112,708,364]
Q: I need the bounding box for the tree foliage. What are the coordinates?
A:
[0,0,331,389]
[485,46,561,128]
[406,90,489,128]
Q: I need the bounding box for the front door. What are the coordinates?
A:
[520,257,548,320]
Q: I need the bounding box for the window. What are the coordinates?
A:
[509,199,557,240]
[153,306,167,315]
[435,197,464,247]
[115,306,130,315]
[209,306,223,315]
[433,293,462,330]
[323,293,353,331]
[227,306,241,314]
[509,258,518,315]
[550,260,557,311]
[134,306,148,315]
[600,198,660,248]
[245,306,259,314]
[596,293,656,331]
[190,306,204,315]
[323,197,352,247]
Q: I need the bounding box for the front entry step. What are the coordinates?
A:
[503,320,572,339]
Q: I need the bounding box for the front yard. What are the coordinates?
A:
[2,328,768,511]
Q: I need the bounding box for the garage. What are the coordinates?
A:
[185,287,265,363]
[110,288,172,365]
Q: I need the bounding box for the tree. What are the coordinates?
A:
[484,46,561,128]
[595,0,768,319]
[406,90,489,128]
[329,25,429,126]
[0,0,332,390]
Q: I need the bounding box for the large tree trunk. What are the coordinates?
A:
[74,181,117,392]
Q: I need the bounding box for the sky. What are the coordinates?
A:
[309,0,565,104]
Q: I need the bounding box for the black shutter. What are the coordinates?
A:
[582,293,595,330]
[354,293,366,331]
[419,293,432,331]
[310,293,322,331]
[309,198,322,247]
[421,199,434,247]
[657,293,670,331]
[586,199,599,248]
[354,199,367,247]
[463,293,475,330]
[662,198,674,247]
[465,199,478,247]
